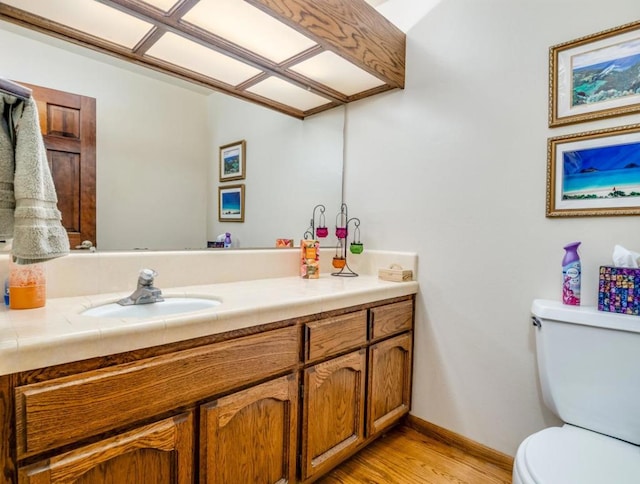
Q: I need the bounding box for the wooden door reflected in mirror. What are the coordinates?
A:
[22,82,96,249]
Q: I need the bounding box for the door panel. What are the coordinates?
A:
[21,82,96,248]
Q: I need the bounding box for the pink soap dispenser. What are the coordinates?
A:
[562,242,581,306]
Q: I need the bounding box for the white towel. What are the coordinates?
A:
[0,94,69,264]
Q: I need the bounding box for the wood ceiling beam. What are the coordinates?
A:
[245,0,406,89]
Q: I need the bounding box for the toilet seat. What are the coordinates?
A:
[514,425,640,484]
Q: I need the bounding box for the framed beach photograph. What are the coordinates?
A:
[546,124,640,217]
[219,140,246,181]
[550,20,640,127]
[218,184,245,222]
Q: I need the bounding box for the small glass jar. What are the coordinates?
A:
[8,260,46,309]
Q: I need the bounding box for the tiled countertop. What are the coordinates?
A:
[0,274,418,376]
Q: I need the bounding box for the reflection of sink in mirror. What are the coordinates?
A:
[81,297,221,318]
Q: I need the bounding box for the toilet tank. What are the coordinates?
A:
[532,299,640,445]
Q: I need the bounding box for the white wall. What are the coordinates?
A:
[0,22,210,251]
[345,0,640,455]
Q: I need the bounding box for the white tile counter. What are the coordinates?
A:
[0,274,418,375]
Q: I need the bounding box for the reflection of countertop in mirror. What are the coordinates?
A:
[0,249,418,376]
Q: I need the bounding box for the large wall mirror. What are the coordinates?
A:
[0,21,344,251]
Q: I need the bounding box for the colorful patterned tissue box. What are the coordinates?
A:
[598,266,640,316]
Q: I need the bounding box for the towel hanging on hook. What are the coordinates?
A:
[0,78,32,101]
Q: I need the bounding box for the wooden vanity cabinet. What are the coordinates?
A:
[1,295,414,484]
[367,300,414,438]
[10,325,299,484]
[300,311,368,481]
[300,298,414,482]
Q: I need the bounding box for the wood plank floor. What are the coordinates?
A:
[317,426,513,484]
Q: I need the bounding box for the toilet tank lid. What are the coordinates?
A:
[532,299,640,334]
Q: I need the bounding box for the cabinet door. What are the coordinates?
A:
[301,350,366,481]
[200,374,298,484]
[367,332,413,437]
[18,412,193,484]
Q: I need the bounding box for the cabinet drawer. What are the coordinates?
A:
[305,310,367,362]
[15,326,299,458]
[370,300,413,340]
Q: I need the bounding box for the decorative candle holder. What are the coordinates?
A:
[331,241,345,268]
[335,208,348,239]
[331,203,362,277]
[303,204,326,240]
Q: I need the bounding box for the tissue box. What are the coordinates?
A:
[378,265,413,282]
[598,266,640,315]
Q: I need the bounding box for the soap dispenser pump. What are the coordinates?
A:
[562,241,581,306]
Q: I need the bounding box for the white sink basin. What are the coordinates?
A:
[81,297,221,318]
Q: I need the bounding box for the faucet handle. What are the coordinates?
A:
[139,268,157,283]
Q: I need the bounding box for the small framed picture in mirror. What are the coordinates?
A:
[219,184,245,222]
[219,140,246,181]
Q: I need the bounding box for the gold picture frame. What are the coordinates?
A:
[546,123,640,217]
[218,184,245,222]
[549,20,640,127]
[219,140,246,182]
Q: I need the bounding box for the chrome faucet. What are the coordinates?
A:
[118,269,164,306]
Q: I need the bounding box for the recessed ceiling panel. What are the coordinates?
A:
[0,0,405,118]
[145,32,262,86]
[246,77,331,112]
[140,0,179,12]
[290,51,385,96]
[182,0,317,64]
[2,0,152,48]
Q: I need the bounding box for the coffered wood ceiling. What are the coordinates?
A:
[0,0,405,118]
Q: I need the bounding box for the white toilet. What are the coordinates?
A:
[513,299,640,483]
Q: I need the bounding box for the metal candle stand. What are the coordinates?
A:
[303,204,327,240]
[332,203,362,277]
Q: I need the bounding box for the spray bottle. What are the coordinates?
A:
[562,242,581,306]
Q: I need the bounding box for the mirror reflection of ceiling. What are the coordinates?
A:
[0,0,405,119]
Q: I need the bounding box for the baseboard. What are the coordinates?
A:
[406,415,514,473]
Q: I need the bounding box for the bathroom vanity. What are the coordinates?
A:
[0,250,418,483]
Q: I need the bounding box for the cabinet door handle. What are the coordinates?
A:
[304,325,311,360]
